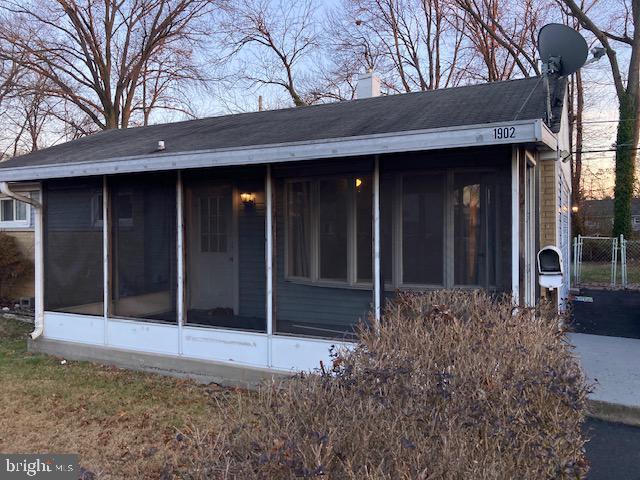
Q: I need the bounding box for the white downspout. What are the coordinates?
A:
[0,182,44,339]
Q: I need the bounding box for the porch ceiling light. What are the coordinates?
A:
[571,205,579,213]
[355,178,363,189]
[240,192,256,206]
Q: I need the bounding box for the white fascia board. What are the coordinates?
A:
[540,121,558,152]
[0,119,552,182]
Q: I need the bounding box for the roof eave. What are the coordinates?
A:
[0,119,554,182]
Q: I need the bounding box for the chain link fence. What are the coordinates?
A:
[574,235,640,290]
[573,236,618,288]
[621,239,640,289]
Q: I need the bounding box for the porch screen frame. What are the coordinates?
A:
[382,167,509,291]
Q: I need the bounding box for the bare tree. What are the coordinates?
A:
[0,57,21,110]
[218,0,321,107]
[455,0,547,81]
[568,68,586,234]
[0,0,216,130]
[559,0,640,237]
[135,52,202,126]
[0,72,67,159]
[328,0,468,93]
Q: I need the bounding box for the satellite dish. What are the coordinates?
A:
[538,23,589,76]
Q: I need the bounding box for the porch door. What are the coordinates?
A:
[189,185,237,312]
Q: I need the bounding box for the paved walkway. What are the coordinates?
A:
[570,332,640,423]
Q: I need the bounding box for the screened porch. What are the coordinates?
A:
[42,146,513,349]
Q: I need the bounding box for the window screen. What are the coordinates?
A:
[184,169,266,331]
[380,175,394,286]
[44,178,104,315]
[111,173,177,323]
[15,200,26,221]
[319,178,348,281]
[286,181,312,278]
[402,173,445,285]
[454,173,498,287]
[1,199,13,221]
[276,173,373,340]
[356,176,373,282]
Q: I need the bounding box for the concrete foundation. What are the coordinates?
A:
[28,337,292,389]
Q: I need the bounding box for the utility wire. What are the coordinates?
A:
[574,147,640,154]
[571,119,638,124]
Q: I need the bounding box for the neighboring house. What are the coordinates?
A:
[0,75,571,383]
[0,183,38,301]
[582,198,640,237]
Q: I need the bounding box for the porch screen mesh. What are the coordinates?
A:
[183,168,266,331]
[44,178,104,315]
[380,158,511,292]
[110,173,177,323]
[275,172,373,340]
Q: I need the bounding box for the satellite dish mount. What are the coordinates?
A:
[537,24,589,124]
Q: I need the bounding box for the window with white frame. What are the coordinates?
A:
[0,197,29,227]
[285,175,372,286]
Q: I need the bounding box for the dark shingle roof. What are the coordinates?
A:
[0,76,550,170]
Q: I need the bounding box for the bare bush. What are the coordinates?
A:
[0,232,31,299]
[177,290,589,479]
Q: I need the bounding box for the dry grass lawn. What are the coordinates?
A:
[0,317,254,479]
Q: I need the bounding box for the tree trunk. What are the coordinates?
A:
[571,70,584,236]
[613,91,638,238]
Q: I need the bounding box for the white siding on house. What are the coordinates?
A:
[558,171,571,308]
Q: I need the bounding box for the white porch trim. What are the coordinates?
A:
[511,147,520,304]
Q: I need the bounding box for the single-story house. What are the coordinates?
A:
[0,75,572,384]
[582,198,640,237]
[0,183,38,302]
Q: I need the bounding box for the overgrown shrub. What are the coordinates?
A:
[0,233,31,299]
[181,290,589,479]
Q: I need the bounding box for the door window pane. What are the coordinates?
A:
[287,181,312,278]
[111,173,177,323]
[356,176,372,282]
[402,174,445,285]
[319,178,348,281]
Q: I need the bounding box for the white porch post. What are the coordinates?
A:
[373,155,381,329]
[177,171,185,355]
[511,147,520,304]
[265,165,274,365]
[102,176,109,344]
[33,189,44,338]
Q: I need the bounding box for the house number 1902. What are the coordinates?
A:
[493,126,516,139]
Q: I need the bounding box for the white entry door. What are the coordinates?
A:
[189,185,237,312]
